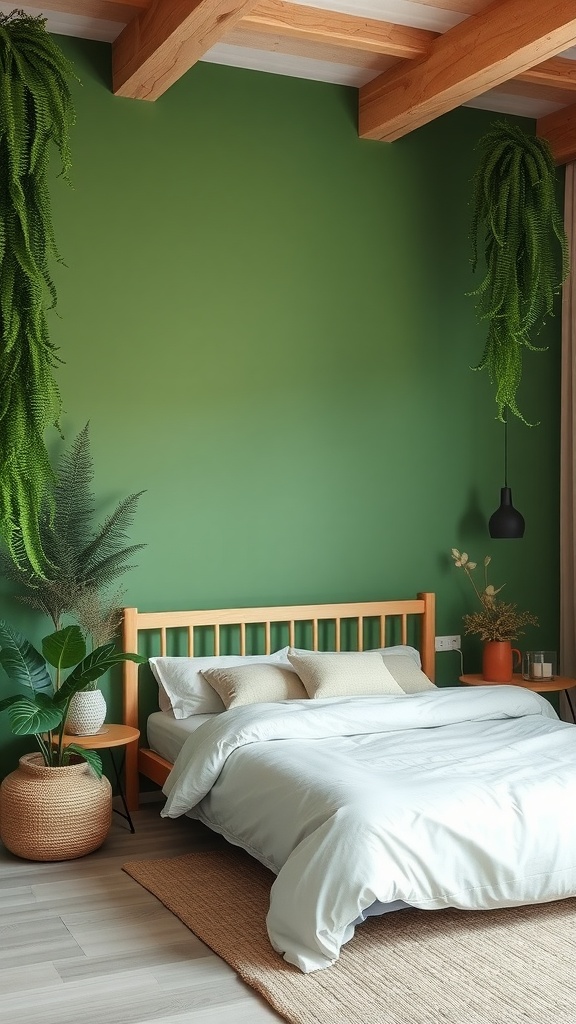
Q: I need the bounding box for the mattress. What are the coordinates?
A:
[147,710,215,764]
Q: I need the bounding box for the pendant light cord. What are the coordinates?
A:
[504,408,508,488]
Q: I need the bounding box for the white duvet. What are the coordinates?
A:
[161,685,576,972]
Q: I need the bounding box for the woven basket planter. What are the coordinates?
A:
[0,753,112,861]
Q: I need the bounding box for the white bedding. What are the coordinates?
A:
[161,686,576,973]
[147,710,214,764]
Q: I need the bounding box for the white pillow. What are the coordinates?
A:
[287,650,404,699]
[150,647,291,718]
[201,663,307,709]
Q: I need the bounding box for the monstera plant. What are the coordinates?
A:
[469,121,570,424]
[0,621,145,774]
[0,10,77,573]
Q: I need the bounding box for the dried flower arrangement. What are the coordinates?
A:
[451,549,538,642]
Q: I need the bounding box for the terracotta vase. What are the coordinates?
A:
[482,640,521,683]
[0,753,111,861]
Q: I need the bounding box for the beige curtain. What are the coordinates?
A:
[560,162,576,719]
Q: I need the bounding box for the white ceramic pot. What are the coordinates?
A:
[66,689,107,735]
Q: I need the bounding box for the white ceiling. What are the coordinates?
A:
[3,0,573,157]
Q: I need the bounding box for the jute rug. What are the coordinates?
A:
[123,847,576,1024]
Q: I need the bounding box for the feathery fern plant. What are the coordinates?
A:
[469,121,570,424]
[0,423,146,646]
[0,10,78,573]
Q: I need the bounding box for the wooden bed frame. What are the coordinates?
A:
[121,593,436,810]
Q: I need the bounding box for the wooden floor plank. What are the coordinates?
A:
[0,805,284,1023]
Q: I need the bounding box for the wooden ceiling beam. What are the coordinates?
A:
[516,56,576,91]
[358,0,576,141]
[112,0,260,100]
[5,0,147,21]
[240,0,437,59]
[538,102,576,164]
[242,4,576,96]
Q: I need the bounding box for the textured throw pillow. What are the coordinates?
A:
[201,663,307,709]
[149,647,291,718]
[381,654,436,693]
[287,649,404,699]
[289,644,434,693]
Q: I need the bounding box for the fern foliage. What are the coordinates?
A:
[0,423,146,639]
[0,10,77,573]
[469,121,570,424]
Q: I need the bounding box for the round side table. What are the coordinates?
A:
[459,674,576,721]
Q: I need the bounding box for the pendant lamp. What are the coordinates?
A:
[488,411,525,539]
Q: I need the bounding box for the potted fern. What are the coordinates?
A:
[469,121,570,424]
[0,422,146,734]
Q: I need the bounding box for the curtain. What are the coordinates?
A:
[560,162,576,719]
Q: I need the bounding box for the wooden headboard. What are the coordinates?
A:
[121,592,436,810]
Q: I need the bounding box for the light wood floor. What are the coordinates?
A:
[0,798,283,1024]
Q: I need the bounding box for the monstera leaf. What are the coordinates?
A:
[43,625,86,672]
[0,621,52,695]
[1,694,63,735]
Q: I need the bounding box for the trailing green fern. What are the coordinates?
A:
[0,10,78,573]
[0,423,146,641]
[469,121,570,424]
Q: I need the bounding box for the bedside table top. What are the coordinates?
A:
[459,673,576,693]
[54,724,140,749]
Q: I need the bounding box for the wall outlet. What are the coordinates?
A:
[435,635,461,652]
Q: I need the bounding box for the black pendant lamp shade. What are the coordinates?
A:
[488,414,525,539]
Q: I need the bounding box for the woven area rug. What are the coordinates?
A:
[123,847,576,1024]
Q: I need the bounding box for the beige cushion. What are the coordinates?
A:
[381,654,436,694]
[201,663,307,710]
[287,650,404,699]
[149,648,291,717]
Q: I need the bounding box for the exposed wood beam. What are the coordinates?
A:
[242,4,576,95]
[359,0,576,142]
[226,23,400,75]
[112,0,260,100]
[538,102,576,165]
[6,0,147,20]
[517,56,576,90]
[240,0,437,60]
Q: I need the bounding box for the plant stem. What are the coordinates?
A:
[464,566,485,607]
[36,731,52,767]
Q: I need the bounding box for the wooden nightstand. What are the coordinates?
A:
[459,674,576,722]
[55,724,140,833]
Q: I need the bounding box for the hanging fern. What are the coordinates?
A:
[0,10,78,574]
[469,121,570,424]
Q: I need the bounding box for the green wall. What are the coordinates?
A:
[0,38,562,776]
